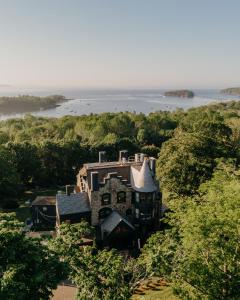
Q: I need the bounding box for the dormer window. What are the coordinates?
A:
[117,191,126,203]
[101,193,111,205]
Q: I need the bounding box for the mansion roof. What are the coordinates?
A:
[78,156,157,193]
[101,210,135,238]
[131,159,157,193]
[56,193,90,216]
[31,196,56,206]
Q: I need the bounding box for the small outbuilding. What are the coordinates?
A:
[31,196,56,229]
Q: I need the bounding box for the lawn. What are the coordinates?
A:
[132,278,179,300]
[133,286,179,300]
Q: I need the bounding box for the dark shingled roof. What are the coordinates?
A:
[56,193,90,216]
[31,196,56,206]
[101,211,135,238]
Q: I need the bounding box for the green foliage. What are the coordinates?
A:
[0,149,22,207]
[138,231,177,279]
[74,249,131,300]
[0,213,65,300]
[51,222,132,300]
[157,131,214,195]
[141,162,240,299]
[157,107,236,196]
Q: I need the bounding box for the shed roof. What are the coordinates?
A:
[31,196,56,206]
[130,158,157,193]
[56,193,90,216]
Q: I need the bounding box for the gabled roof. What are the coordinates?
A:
[56,193,90,216]
[31,196,56,206]
[101,211,135,237]
[130,158,157,193]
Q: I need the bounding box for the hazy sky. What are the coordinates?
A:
[0,0,240,89]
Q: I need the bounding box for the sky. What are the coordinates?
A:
[0,0,240,89]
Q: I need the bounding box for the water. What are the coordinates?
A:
[0,87,239,120]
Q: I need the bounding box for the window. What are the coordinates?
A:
[101,193,111,205]
[131,192,135,204]
[140,193,146,202]
[117,191,126,203]
[139,193,153,203]
[99,207,112,220]
[42,206,47,212]
[146,193,153,202]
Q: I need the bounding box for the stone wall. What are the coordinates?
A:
[90,177,133,226]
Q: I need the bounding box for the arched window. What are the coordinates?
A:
[99,207,112,220]
[117,191,126,203]
[101,193,111,206]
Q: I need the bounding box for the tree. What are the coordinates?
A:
[141,162,240,299]
[0,213,65,300]
[51,222,132,300]
[0,149,22,208]
[7,142,41,187]
[157,130,214,196]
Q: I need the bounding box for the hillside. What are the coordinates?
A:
[221,87,240,96]
[0,95,67,114]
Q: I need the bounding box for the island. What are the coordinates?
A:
[164,89,194,98]
[221,87,240,96]
[0,94,67,114]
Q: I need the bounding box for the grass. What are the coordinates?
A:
[133,286,179,300]
[132,278,179,300]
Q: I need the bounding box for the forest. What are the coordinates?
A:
[0,100,240,299]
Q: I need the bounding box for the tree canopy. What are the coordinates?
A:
[0,213,65,300]
[140,162,240,299]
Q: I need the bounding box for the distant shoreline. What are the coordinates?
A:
[221,87,240,96]
[0,89,239,121]
[0,95,69,115]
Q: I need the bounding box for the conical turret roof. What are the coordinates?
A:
[130,158,157,193]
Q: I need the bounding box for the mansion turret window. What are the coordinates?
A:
[139,193,153,203]
[117,191,126,203]
[101,193,111,205]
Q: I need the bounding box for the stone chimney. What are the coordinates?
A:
[99,151,107,163]
[91,172,99,191]
[66,185,74,196]
[135,153,145,162]
[149,157,156,177]
[119,150,128,163]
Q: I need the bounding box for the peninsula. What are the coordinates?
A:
[221,87,240,96]
[0,95,67,115]
[164,89,194,98]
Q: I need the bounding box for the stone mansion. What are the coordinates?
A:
[31,151,162,246]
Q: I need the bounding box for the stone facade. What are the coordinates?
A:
[89,177,132,226]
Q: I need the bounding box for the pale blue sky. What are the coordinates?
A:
[0,0,239,89]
